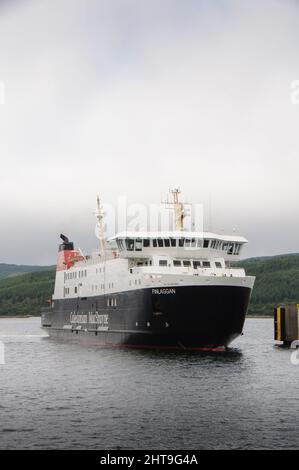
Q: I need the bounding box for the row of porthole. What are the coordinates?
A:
[95,267,105,274]
[65,270,87,282]
[136,321,151,327]
[91,283,114,291]
[72,329,98,335]
[135,321,169,328]
[129,279,142,286]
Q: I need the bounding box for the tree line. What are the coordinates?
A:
[0,254,298,316]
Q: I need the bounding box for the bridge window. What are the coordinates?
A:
[164,239,170,247]
[191,238,196,248]
[203,261,210,267]
[185,239,191,248]
[158,239,163,247]
[215,261,222,268]
[193,261,201,269]
[173,260,181,266]
[203,239,210,248]
[117,239,125,251]
[179,238,184,247]
[228,243,234,255]
[126,239,135,251]
[170,238,176,247]
[234,243,241,255]
[159,260,168,266]
[143,239,150,248]
[197,239,202,248]
[135,239,142,251]
[183,260,191,267]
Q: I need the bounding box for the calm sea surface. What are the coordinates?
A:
[0,317,298,450]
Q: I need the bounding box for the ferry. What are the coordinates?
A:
[41,190,255,350]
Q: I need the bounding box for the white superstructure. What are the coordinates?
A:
[53,190,254,301]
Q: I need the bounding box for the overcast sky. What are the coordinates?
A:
[0,0,299,264]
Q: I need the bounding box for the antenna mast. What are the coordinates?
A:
[164,188,190,231]
[95,195,106,256]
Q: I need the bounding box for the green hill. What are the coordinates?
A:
[0,254,298,316]
[0,263,53,280]
[239,253,299,315]
[0,269,55,316]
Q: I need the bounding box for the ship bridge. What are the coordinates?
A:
[109,231,247,262]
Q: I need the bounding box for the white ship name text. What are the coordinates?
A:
[152,288,176,295]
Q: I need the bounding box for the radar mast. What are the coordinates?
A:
[95,195,106,256]
[164,188,190,231]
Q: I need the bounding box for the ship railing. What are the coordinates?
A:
[132,266,246,277]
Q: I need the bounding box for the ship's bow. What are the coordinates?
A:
[151,282,253,349]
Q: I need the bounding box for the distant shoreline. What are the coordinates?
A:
[0,315,40,319]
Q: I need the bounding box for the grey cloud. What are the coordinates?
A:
[0,0,299,263]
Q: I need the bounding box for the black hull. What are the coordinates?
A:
[41,285,251,349]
